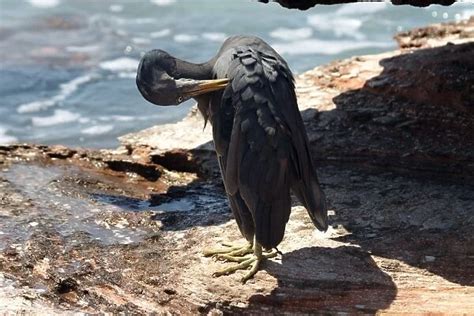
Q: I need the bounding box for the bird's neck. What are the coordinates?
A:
[172,58,214,80]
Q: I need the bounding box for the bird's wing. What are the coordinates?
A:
[218,46,327,249]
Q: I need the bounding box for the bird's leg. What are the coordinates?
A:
[208,236,278,283]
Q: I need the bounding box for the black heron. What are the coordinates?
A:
[136,35,328,282]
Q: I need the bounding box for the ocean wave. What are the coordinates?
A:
[270,27,312,41]
[99,57,139,72]
[81,125,114,135]
[150,0,176,6]
[307,14,364,40]
[202,32,227,42]
[173,34,198,43]
[0,127,17,145]
[132,37,152,45]
[335,2,387,15]
[27,0,60,8]
[118,72,136,79]
[17,74,95,114]
[306,2,387,40]
[109,4,124,12]
[107,115,135,122]
[150,29,171,38]
[272,38,392,56]
[66,45,100,53]
[32,109,81,127]
[461,9,474,20]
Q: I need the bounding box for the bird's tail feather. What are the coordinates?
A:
[292,176,328,232]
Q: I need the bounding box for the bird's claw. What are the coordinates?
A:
[210,250,278,283]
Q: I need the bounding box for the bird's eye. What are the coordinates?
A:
[177,96,183,103]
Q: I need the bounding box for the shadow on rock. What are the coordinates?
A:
[334,227,474,286]
[248,245,397,314]
[308,42,474,180]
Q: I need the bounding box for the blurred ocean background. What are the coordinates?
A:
[0,0,472,148]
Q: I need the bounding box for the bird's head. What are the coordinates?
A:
[136,49,228,106]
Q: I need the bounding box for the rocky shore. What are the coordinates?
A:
[1,19,473,314]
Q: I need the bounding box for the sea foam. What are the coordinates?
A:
[273,38,392,55]
[28,0,60,8]
[307,14,364,40]
[335,2,387,15]
[307,2,387,40]
[202,32,227,42]
[81,125,114,135]
[150,0,176,6]
[270,27,313,41]
[32,110,81,127]
[17,74,95,114]
[150,29,171,38]
[174,34,198,43]
[0,127,17,145]
[99,57,139,72]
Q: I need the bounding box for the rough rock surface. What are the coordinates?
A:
[258,0,456,10]
[1,20,474,314]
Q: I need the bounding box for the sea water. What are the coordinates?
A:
[0,0,472,148]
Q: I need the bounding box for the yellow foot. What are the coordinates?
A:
[204,238,278,283]
[203,242,253,260]
[212,250,277,283]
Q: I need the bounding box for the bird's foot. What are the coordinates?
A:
[203,242,253,260]
[212,250,277,283]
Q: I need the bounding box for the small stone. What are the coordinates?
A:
[424,256,436,262]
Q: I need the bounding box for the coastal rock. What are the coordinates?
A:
[1,19,474,314]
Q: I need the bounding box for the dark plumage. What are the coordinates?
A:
[136,35,327,281]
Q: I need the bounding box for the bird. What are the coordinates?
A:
[136,35,328,283]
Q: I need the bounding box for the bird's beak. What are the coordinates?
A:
[177,78,229,98]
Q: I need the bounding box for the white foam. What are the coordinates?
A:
[335,2,387,15]
[18,74,95,113]
[270,27,313,41]
[109,4,123,12]
[132,37,152,45]
[308,14,364,40]
[202,32,227,42]
[129,18,156,25]
[78,117,91,124]
[272,38,392,56]
[99,57,139,72]
[27,0,60,8]
[150,29,171,38]
[117,72,136,79]
[173,34,198,43]
[110,115,134,122]
[32,109,81,127]
[81,125,114,135]
[66,45,100,53]
[150,0,176,6]
[461,9,474,20]
[0,127,17,144]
